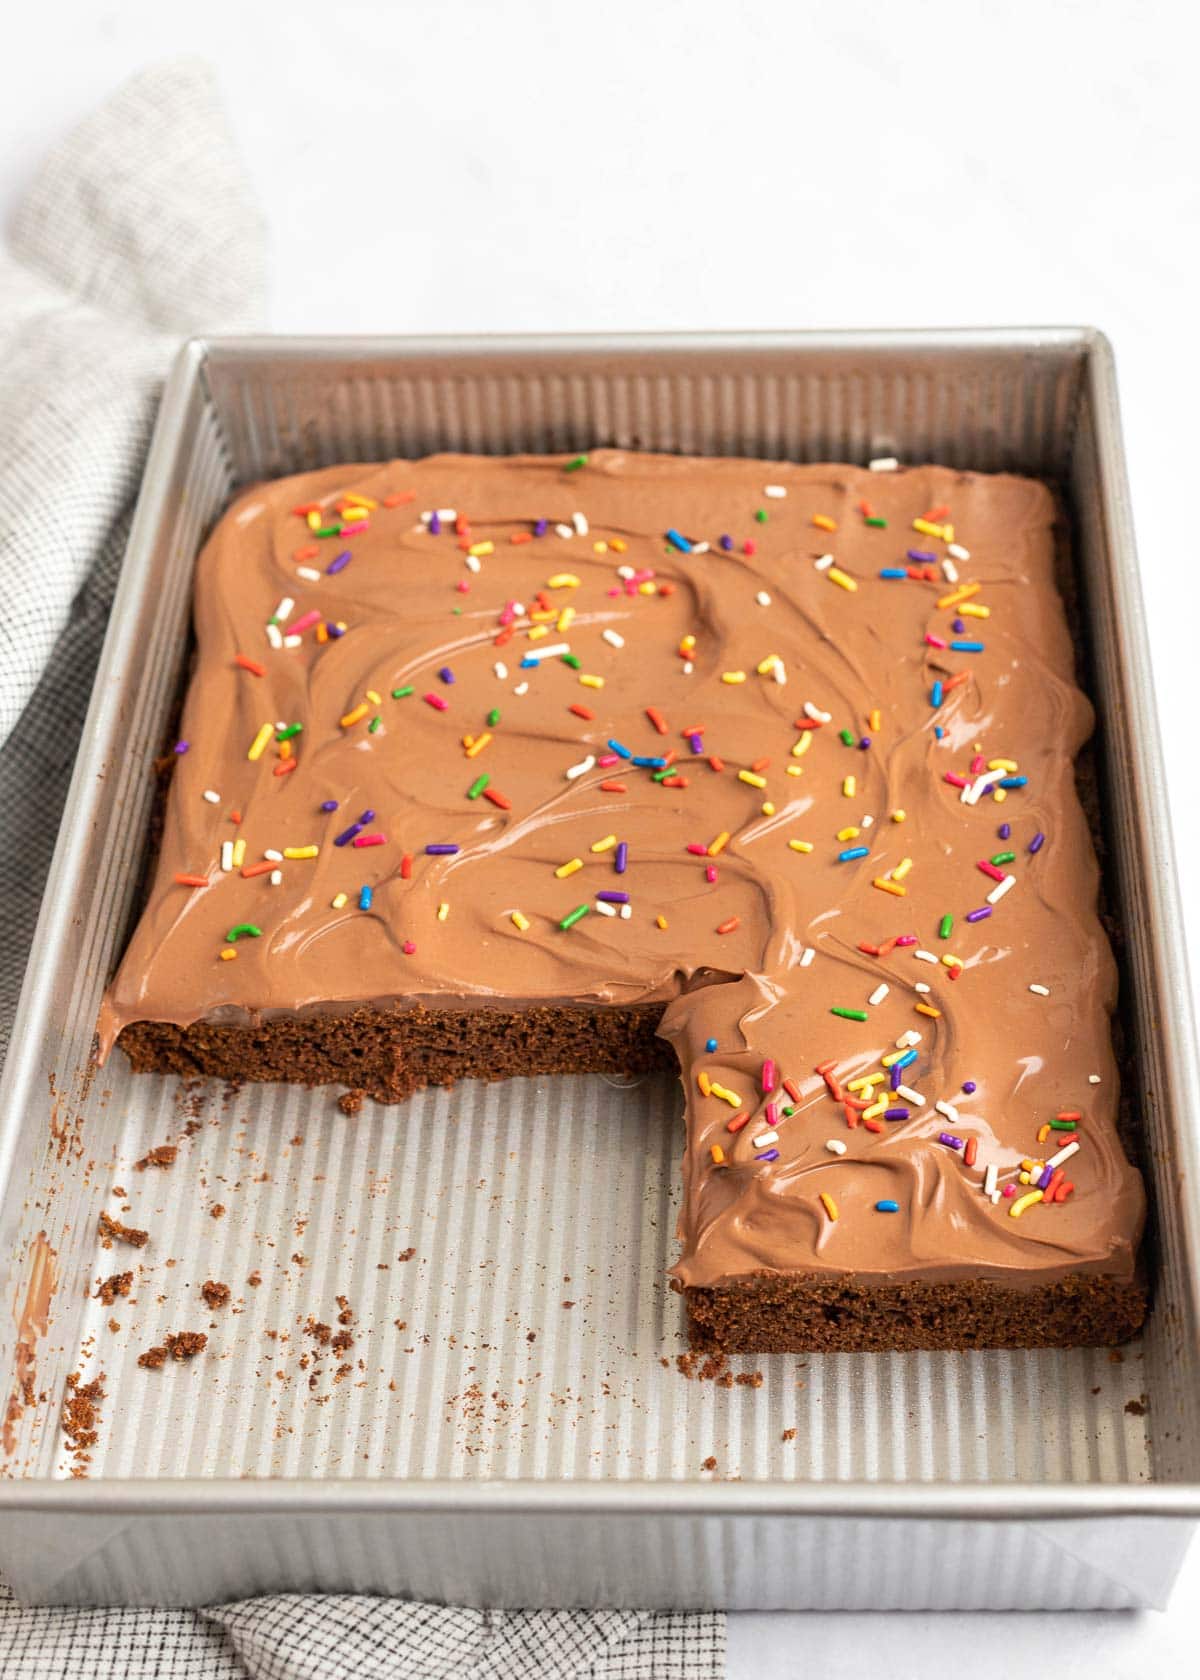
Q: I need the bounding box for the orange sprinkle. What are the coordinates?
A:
[273,759,297,777]
[1037,1123,1051,1144]
[750,756,770,772]
[708,755,725,772]
[382,491,416,508]
[510,531,533,545]
[656,915,669,930]
[812,514,837,532]
[569,703,595,720]
[858,498,873,517]
[646,706,669,735]
[240,861,275,879]
[1057,1110,1082,1121]
[924,503,951,522]
[872,877,906,897]
[964,1137,978,1168]
[710,1145,726,1166]
[483,788,512,809]
[915,1002,942,1018]
[726,1111,751,1134]
[294,545,320,562]
[235,653,265,676]
[599,780,627,793]
[400,853,413,879]
[716,916,740,935]
[174,873,208,888]
[229,810,242,825]
[219,947,238,961]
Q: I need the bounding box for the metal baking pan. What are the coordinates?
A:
[0,330,1196,1611]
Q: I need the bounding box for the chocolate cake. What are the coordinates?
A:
[98,450,1147,1351]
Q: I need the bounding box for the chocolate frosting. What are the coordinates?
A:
[99,451,1145,1290]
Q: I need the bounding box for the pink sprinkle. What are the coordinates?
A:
[762,1059,776,1094]
[925,633,948,649]
[894,934,918,947]
[597,753,620,769]
[340,520,369,536]
[423,692,448,711]
[970,753,986,774]
[353,833,386,848]
[686,842,707,856]
[705,864,717,883]
[286,609,321,636]
[978,860,1006,882]
[764,1101,778,1127]
[402,939,417,955]
[456,579,470,593]
[944,772,968,788]
[1001,1183,1017,1198]
[500,601,518,625]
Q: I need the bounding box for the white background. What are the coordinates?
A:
[4,0,1200,1671]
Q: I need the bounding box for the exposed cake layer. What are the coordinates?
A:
[100,451,1146,1306]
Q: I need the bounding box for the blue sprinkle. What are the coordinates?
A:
[705,1038,718,1053]
[838,846,870,862]
[934,725,945,740]
[999,775,1028,788]
[665,528,693,553]
[891,1048,918,1071]
[930,681,944,707]
[632,755,667,768]
[519,655,540,668]
[875,1199,900,1213]
[950,640,984,652]
[358,884,373,910]
[607,739,633,759]
[879,567,907,579]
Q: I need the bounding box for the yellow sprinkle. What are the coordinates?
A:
[546,573,581,588]
[528,624,549,641]
[248,722,274,760]
[1009,1189,1045,1220]
[610,538,627,554]
[637,581,656,595]
[960,602,989,618]
[331,892,348,909]
[819,1191,839,1222]
[880,1049,907,1068]
[510,910,530,931]
[791,735,812,758]
[868,709,882,732]
[697,1071,712,1096]
[437,902,450,922]
[721,671,747,684]
[761,801,775,816]
[941,953,963,969]
[738,770,767,789]
[943,523,955,542]
[579,674,604,689]
[913,517,946,539]
[232,838,246,869]
[468,540,494,558]
[892,857,913,881]
[709,1083,743,1109]
[679,634,696,653]
[529,608,555,623]
[710,1144,726,1166]
[812,514,837,532]
[339,704,369,730]
[827,567,857,592]
[556,607,576,633]
[306,510,321,530]
[937,582,982,609]
[283,845,319,860]
[993,787,1008,804]
[915,1002,942,1018]
[656,914,668,930]
[789,839,814,853]
[465,733,492,758]
[847,1073,886,1091]
[593,540,608,554]
[1019,1171,1032,1185]
[707,831,730,857]
[591,834,618,853]
[988,758,1019,772]
[891,809,907,823]
[843,776,856,797]
[756,654,781,675]
[862,1098,887,1121]
[220,947,238,961]
[555,858,584,878]
[837,827,860,842]
[786,765,805,777]
[873,877,905,897]
[366,689,381,704]
[1037,1124,1051,1144]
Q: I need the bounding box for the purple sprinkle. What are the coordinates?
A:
[719,534,733,552]
[425,843,459,856]
[1036,1165,1054,1190]
[907,548,937,562]
[429,512,441,535]
[596,890,630,904]
[894,935,918,948]
[320,799,338,812]
[334,824,363,847]
[688,733,705,754]
[438,666,455,685]
[890,1065,902,1091]
[755,1149,780,1163]
[858,736,871,750]
[962,1080,977,1094]
[534,518,549,537]
[173,740,189,754]
[1029,831,1046,854]
[998,822,1011,840]
[358,809,375,823]
[326,549,352,575]
[965,906,993,923]
[952,617,965,633]
[614,842,628,874]
[884,1107,911,1121]
[938,1132,964,1150]
[326,622,346,638]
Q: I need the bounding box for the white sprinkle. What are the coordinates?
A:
[989,1188,1003,1204]
[565,755,595,781]
[947,542,970,562]
[962,768,1004,806]
[296,566,321,582]
[756,591,771,607]
[914,981,931,994]
[1089,1074,1102,1084]
[814,553,835,572]
[896,1030,921,1048]
[987,875,1016,905]
[869,456,899,472]
[512,601,526,616]
[804,701,832,723]
[266,623,283,649]
[619,903,632,919]
[896,1084,925,1106]
[825,1139,847,1156]
[799,947,816,968]
[682,661,694,674]
[270,869,283,886]
[202,789,221,805]
[868,983,890,1007]
[773,661,787,685]
[602,628,625,649]
[753,1129,780,1149]
[493,662,508,680]
[691,541,710,555]
[514,681,529,696]
[436,507,457,522]
[572,511,589,536]
[764,484,787,499]
[1046,1140,1081,1171]
[1029,983,1051,996]
[273,597,294,622]
[465,554,481,573]
[220,841,234,873]
[861,814,874,829]
[594,900,617,917]
[617,565,635,580]
[555,523,574,540]
[941,558,960,585]
[935,1099,959,1124]
[524,642,571,664]
[264,849,283,862]
[984,1163,999,1197]
[283,634,302,649]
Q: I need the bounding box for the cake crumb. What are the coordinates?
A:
[561,1301,575,1310]
[781,1427,797,1442]
[247,1271,262,1287]
[61,1373,105,1462]
[210,1204,225,1219]
[701,1455,717,1471]
[137,1346,167,1370]
[201,1280,231,1310]
[95,1271,132,1305]
[735,1371,764,1389]
[98,1212,148,1250]
[1125,1394,1149,1417]
[1109,1348,1125,1363]
[338,1089,364,1116]
[135,1145,178,1171]
[138,1331,208,1370]
[397,1248,416,1263]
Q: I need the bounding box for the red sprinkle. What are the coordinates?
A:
[843,1101,859,1129]
[483,788,512,809]
[494,626,515,647]
[569,703,595,720]
[240,862,274,879]
[400,853,413,880]
[646,707,669,735]
[1046,1167,1065,1201]
[726,1111,751,1135]
[510,531,533,546]
[174,873,208,888]
[1055,1180,1075,1203]
[783,1077,801,1103]
[978,860,1006,882]
[964,1137,978,1168]
[661,775,688,787]
[858,942,881,957]
[273,760,297,776]
[382,491,416,507]
[708,755,725,772]
[294,545,320,562]
[235,653,265,676]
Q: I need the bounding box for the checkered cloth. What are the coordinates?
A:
[0,60,723,1680]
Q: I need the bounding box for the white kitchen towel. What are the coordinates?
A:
[0,60,723,1680]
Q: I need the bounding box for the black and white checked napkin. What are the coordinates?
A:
[0,59,723,1680]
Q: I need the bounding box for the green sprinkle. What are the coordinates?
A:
[368,716,381,733]
[314,524,341,539]
[275,723,303,741]
[991,851,1016,865]
[559,904,590,931]
[652,767,673,782]
[938,913,954,939]
[831,1006,868,1022]
[392,685,414,700]
[466,774,489,800]
[452,607,463,616]
[865,516,888,529]
[782,1104,796,1118]
[755,508,768,523]
[560,653,582,669]
[839,728,855,747]
[1050,1119,1079,1131]
[564,453,589,471]
[486,708,501,727]
[225,923,262,943]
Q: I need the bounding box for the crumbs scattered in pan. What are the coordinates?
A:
[135,1145,178,1171]
[97,1212,148,1249]
[95,1272,132,1305]
[138,1331,207,1370]
[61,1373,105,1475]
[200,1280,231,1310]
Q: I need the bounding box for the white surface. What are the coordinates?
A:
[3,0,1199,1667]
